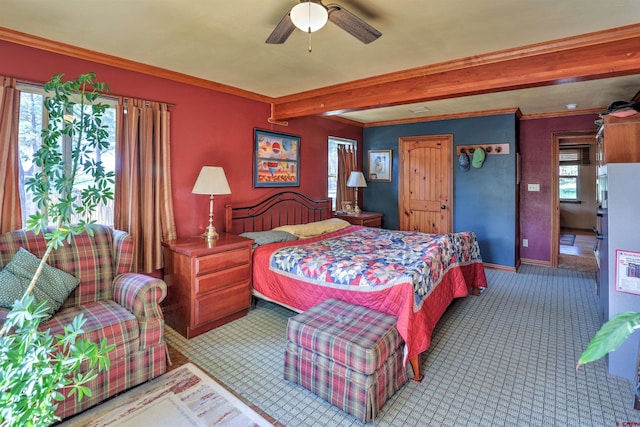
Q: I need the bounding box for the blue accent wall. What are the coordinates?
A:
[363,114,517,267]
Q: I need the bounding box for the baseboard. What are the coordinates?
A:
[520,258,552,267]
[561,227,593,233]
[483,262,517,273]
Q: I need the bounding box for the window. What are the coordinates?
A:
[559,147,589,202]
[328,137,356,210]
[559,164,579,200]
[17,84,117,227]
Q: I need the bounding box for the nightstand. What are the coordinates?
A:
[334,211,383,228]
[161,233,253,338]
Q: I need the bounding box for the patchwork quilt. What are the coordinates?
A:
[270,227,480,309]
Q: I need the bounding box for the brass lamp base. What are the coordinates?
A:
[202,225,219,240]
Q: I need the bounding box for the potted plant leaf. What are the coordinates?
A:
[577,312,640,368]
[577,311,640,403]
[0,72,116,427]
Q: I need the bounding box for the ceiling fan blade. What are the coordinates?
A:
[266,12,296,44]
[326,4,381,44]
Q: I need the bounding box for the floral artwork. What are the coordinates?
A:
[254,129,300,187]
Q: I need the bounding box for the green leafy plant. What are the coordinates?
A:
[577,311,640,369]
[0,72,116,427]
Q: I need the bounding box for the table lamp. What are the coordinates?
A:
[347,171,367,214]
[192,166,231,240]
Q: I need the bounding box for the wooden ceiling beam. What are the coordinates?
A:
[270,24,640,121]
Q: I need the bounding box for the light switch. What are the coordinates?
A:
[527,184,540,192]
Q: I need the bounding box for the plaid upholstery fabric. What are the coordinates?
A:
[0,225,115,308]
[113,229,134,275]
[284,299,409,422]
[286,298,403,375]
[54,342,166,420]
[285,342,409,423]
[46,301,139,354]
[113,272,167,348]
[0,225,167,421]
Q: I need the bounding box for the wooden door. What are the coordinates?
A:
[399,135,453,233]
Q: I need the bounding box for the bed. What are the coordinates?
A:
[224,191,487,380]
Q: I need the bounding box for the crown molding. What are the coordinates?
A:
[520,107,603,120]
[0,26,273,104]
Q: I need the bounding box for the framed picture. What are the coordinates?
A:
[615,249,640,296]
[254,129,300,187]
[368,150,392,182]
[340,201,354,214]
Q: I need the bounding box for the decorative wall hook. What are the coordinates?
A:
[456,143,510,156]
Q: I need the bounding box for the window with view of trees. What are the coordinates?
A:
[559,148,587,201]
[17,84,117,227]
[559,164,579,200]
[328,137,356,210]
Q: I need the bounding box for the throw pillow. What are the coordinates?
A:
[0,247,80,321]
[239,230,299,248]
[272,218,350,238]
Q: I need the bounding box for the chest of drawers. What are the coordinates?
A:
[162,233,252,338]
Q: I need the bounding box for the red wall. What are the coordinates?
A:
[519,114,599,262]
[1,40,362,237]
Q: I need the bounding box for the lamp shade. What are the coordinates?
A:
[290,1,328,32]
[347,171,367,188]
[192,166,231,195]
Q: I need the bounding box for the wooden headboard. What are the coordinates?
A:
[224,191,332,235]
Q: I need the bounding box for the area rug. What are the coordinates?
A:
[59,363,274,427]
[560,233,576,246]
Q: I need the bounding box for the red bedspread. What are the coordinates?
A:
[252,226,487,361]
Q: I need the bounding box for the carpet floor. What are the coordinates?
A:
[166,265,640,426]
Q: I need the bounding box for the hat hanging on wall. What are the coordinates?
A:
[472,147,486,168]
[458,152,470,171]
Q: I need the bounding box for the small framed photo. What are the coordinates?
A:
[368,150,392,182]
[254,129,300,187]
[341,201,354,214]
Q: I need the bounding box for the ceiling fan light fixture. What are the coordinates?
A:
[290,1,328,33]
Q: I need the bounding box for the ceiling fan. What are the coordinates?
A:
[266,0,382,45]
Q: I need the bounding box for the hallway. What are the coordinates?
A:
[559,228,597,272]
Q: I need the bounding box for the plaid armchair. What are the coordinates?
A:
[0,225,167,420]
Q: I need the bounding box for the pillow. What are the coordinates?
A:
[239,230,299,248]
[272,218,350,238]
[0,247,80,321]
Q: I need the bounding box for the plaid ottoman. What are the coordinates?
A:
[284,298,409,422]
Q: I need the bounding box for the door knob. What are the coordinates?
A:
[440,204,446,209]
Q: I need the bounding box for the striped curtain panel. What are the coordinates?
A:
[336,146,356,211]
[115,98,177,273]
[0,76,22,233]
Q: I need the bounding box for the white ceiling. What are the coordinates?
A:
[1,0,639,123]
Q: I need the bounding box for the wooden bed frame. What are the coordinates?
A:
[224,191,332,235]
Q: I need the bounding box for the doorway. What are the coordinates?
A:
[551,131,597,271]
[398,135,453,233]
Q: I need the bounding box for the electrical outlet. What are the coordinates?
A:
[527,184,540,192]
[523,239,528,247]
